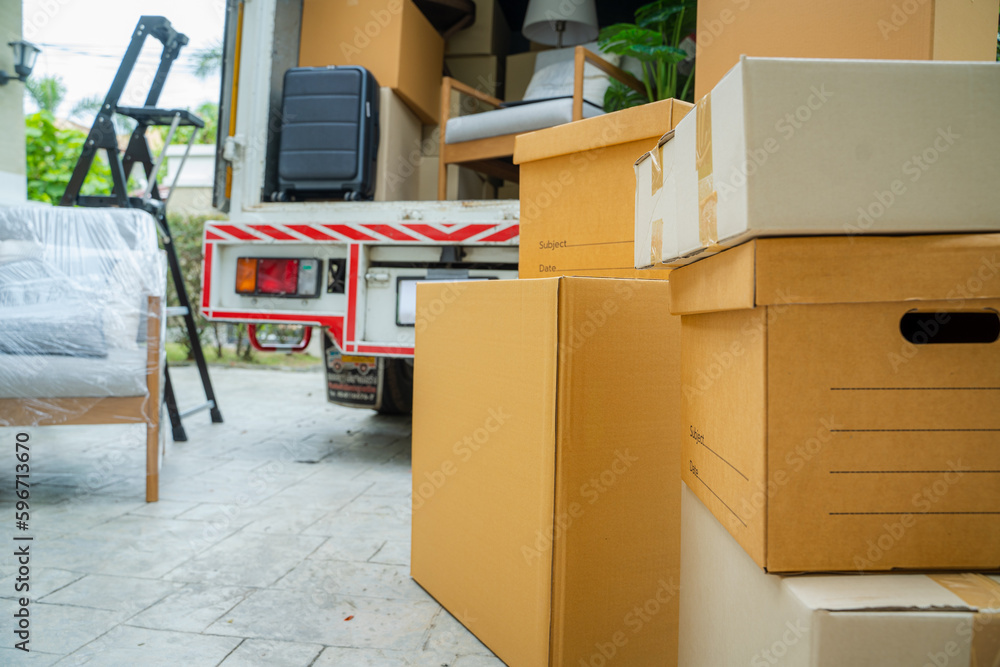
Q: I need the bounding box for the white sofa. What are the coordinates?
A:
[0,206,167,501]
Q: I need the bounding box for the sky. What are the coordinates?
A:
[21,0,226,118]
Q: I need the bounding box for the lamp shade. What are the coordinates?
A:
[522,0,598,47]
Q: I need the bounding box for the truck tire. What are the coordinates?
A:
[377,358,413,415]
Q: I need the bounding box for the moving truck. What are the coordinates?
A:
[202,0,519,414]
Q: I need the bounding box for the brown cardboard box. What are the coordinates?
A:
[416,157,493,200]
[505,51,538,102]
[375,88,421,201]
[420,125,439,156]
[671,234,1000,573]
[496,181,519,200]
[445,0,510,56]
[694,0,1000,100]
[514,99,692,279]
[679,483,1000,667]
[412,277,682,667]
[445,54,504,99]
[299,0,444,123]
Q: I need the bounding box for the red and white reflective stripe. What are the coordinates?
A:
[202,242,214,310]
[344,244,360,353]
[204,221,519,245]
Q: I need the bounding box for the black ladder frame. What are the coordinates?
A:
[59,15,222,441]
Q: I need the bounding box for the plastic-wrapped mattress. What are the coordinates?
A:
[0,206,166,401]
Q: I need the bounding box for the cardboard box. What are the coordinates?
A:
[420,125,439,156]
[416,156,494,200]
[505,51,538,102]
[694,0,1000,100]
[514,99,692,279]
[634,130,675,270]
[679,483,1000,667]
[496,181,518,200]
[375,88,422,201]
[299,0,444,124]
[671,234,1000,573]
[641,57,1000,268]
[445,54,504,100]
[445,0,510,57]
[412,277,682,667]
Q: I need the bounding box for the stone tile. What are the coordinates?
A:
[369,540,410,566]
[302,507,411,541]
[0,600,120,654]
[163,531,325,587]
[219,638,323,666]
[206,588,438,650]
[39,575,182,615]
[234,434,340,464]
[29,496,146,537]
[0,366,437,663]
[0,647,63,665]
[343,493,413,517]
[275,559,428,601]
[313,646,455,667]
[177,503,327,536]
[310,536,386,563]
[451,656,507,667]
[156,467,303,505]
[357,476,413,499]
[125,500,201,519]
[128,584,253,634]
[322,443,408,466]
[60,626,242,666]
[259,479,374,512]
[0,567,83,600]
[31,533,201,580]
[424,609,495,657]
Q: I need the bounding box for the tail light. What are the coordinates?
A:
[235,257,322,298]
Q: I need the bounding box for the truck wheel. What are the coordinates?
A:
[377,358,413,415]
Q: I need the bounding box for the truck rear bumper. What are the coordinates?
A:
[201,220,518,358]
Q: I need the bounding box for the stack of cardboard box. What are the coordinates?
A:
[411,1,1000,664]
[298,0,443,201]
[635,2,1000,664]
[418,0,512,200]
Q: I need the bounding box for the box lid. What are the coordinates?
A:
[634,130,675,167]
[514,99,692,165]
[670,234,1000,315]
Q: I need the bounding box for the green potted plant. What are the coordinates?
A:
[598,0,697,111]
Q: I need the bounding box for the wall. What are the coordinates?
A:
[0,1,26,205]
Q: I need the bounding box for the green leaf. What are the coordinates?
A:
[636,1,692,29]
[603,79,649,113]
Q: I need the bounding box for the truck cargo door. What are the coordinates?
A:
[212,0,242,213]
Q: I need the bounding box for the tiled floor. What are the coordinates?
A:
[0,366,505,666]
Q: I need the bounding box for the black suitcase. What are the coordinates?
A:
[277,66,380,201]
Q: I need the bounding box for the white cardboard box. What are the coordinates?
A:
[634,131,676,270]
[636,57,1000,268]
[680,483,1000,667]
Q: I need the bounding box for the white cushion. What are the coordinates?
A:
[0,348,149,399]
[524,42,621,107]
[445,98,605,144]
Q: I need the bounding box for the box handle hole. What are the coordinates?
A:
[900,311,1000,345]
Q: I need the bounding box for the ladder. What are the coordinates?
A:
[59,15,222,441]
